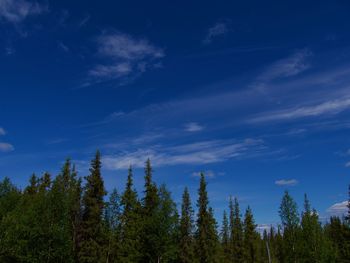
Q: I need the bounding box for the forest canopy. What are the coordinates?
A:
[0,151,349,263]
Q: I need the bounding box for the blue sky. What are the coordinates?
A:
[0,0,350,227]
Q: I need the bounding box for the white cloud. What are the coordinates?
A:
[259,49,311,82]
[203,22,228,44]
[345,161,350,167]
[192,170,215,178]
[58,41,69,52]
[326,201,348,217]
[89,32,164,83]
[103,138,265,170]
[0,127,5,136]
[250,98,350,123]
[0,0,46,23]
[184,122,204,132]
[275,179,298,186]
[0,142,14,152]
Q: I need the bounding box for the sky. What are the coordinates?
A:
[0,0,350,228]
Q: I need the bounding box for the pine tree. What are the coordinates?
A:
[243,206,259,263]
[229,196,244,263]
[140,159,161,262]
[195,173,219,263]
[155,184,179,262]
[220,210,230,262]
[104,188,121,263]
[79,151,107,263]
[279,190,299,263]
[119,166,142,262]
[179,187,195,263]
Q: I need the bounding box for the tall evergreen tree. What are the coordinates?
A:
[179,187,195,263]
[119,166,142,262]
[141,159,160,262]
[220,210,230,262]
[103,188,121,263]
[229,196,244,263]
[195,173,219,263]
[279,190,299,263]
[243,206,259,263]
[79,151,107,263]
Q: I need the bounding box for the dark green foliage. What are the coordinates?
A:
[0,154,349,262]
[119,166,142,262]
[79,151,107,263]
[279,190,299,263]
[179,187,195,263]
[220,210,230,262]
[243,206,259,263]
[195,173,220,263]
[229,196,244,262]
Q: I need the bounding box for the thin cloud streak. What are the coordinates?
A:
[103,138,265,170]
[275,179,298,186]
[0,0,47,23]
[250,98,350,123]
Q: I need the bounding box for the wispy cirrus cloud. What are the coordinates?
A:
[257,49,312,82]
[184,122,204,132]
[0,127,5,136]
[275,179,298,186]
[326,201,348,217]
[88,31,164,85]
[103,138,265,170]
[250,98,350,123]
[192,170,216,178]
[0,0,47,24]
[0,142,14,152]
[203,22,229,44]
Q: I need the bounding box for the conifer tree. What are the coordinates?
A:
[179,187,195,263]
[155,184,180,262]
[119,166,142,262]
[279,190,299,263]
[229,196,244,263]
[141,159,160,262]
[243,206,259,263]
[195,173,219,263]
[79,151,107,263]
[104,188,121,263]
[220,210,230,262]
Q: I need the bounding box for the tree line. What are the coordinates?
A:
[0,151,349,262]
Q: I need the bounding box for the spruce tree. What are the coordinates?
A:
[179,187,195,263]
[243,206,259,263]
[220,210,230,262]
[195,173,219,263]
[279,190,299,263]
[119,166,142,262]
[229,196,244,263]
[141,159,160,262]
[79,151,107,263]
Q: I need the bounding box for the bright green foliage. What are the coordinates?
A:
[179,187,195,263]
[79,151,107,263]
[195,173,220,263]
